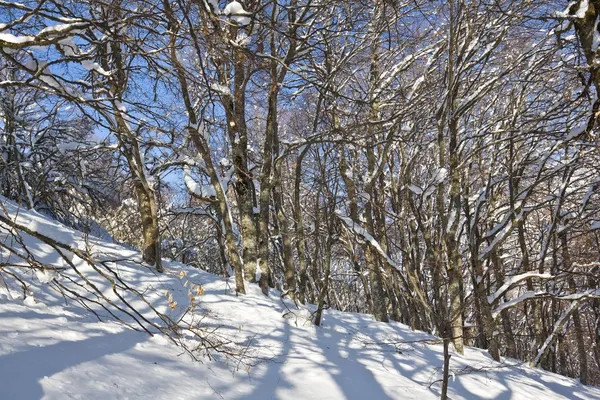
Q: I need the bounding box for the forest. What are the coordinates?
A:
[1,0,600,390]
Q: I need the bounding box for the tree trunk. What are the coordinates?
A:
[135,181,162,272]
[162,1,244,291]
[561,233,588,384]
[222,24,259,282]
[314,238,331,327]
[256,81,280,295]
[294,147,309,304]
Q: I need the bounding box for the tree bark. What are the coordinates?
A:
[561,233,588,384]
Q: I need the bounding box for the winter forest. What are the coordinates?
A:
[2,0,600,397]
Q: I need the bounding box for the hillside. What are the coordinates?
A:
[0,198,597,399]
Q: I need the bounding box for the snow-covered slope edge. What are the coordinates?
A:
[0,198,598,400]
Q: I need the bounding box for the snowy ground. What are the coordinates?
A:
[1,199,599,400]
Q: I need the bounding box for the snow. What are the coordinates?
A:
[81,59,110,76]
[533,302,580,367]
[336,211,404,275]
[492,289,600,319]
[581,184,595,212]
[35,268,60,284]
[375,47,437,98]
[479,218,514,260]
[200,185,217,198]
[492,292,539,319]
[58,37,78,57]
[574,0,589,19]
[555,2,577,18]
[0,22,85,48]
[593,16,600,52]
[57,141,83,154]
[235,31,251,47]
[487,272,554,305]
[207,0,220,13]
[24,55,39,72]
[558,288,600,300]
[223,1,251,26]
[565,122,587,140]
[183,167,217,198]
[183,167,202,196]
[0,32,35,45]
[255,258,262,281]
[38,23,83,36]
[433,167,448,184]
[1,197,599,399]
[210,82,232,96]
[408,184,423,195]
[408,76,425,100]
[114,100,127,113]
[219,157,231,167]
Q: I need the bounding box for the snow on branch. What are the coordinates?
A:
[0,22,88,50]
[183,167,217,199]
[492,288,600,319]
[487,272,554,305]
[335,211,402,274]
[533,301,579,367]
[223,1,251,26]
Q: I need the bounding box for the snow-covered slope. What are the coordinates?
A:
[0,199,598,400]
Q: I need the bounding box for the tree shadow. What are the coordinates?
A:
[313,320,395,400]
[239,321,295,400]
[0,328,143,399]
